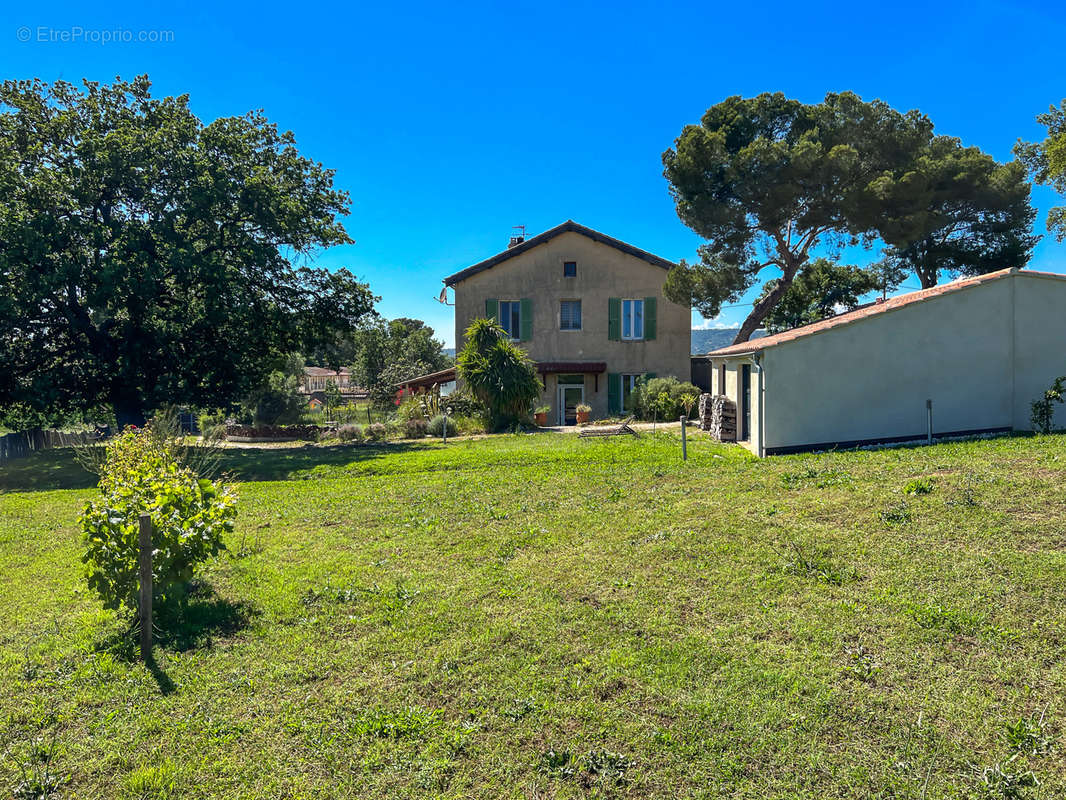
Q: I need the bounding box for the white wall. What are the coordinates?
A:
[758,277,1015,452]
[1011,273,1066,430]
[737,271,1066,453]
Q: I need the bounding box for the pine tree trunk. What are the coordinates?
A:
[732,270,798,344]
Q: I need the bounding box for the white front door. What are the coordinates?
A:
[558,385,584,426]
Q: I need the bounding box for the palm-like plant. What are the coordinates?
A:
[456,319,540,429]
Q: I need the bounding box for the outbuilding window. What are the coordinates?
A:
[563,261,577,277]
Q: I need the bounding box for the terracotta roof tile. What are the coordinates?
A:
[707,268,1023,357]
[443,220,677,286]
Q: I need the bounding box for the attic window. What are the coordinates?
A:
[563,261,577,277]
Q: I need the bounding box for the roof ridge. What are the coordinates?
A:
[443,221,677,286]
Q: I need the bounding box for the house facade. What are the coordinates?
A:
[443,221,691,424]
[702,268,1066,456]
[301,367,367,401]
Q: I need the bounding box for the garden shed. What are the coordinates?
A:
[702,268,1066,455]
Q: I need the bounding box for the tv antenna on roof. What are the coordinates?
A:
[509,225,526,248]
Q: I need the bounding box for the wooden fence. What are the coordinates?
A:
[0,428,103,462]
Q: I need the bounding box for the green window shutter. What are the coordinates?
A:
[520,298,533,341]
[485,298,498,321]
[607,373,622,414]
[645,372,656,381]
[608,297,621,341]
[644,296,657,340]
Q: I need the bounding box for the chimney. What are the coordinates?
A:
[508,224,526,248]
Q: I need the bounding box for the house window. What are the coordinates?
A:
[621,299,644,340]
[621,374,641,411]
[560,300,582,331]
[499,301,521,340]
[563,261,577,277]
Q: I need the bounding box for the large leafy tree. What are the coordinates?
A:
[662,92,932,343]
[1015,99,1066,240]
[0,76,374,425]
[756,259,885,334]
[872,136,1037,287]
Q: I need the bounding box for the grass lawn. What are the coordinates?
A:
[2,432,1066,798]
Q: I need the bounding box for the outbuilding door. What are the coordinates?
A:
[740,364,751,441]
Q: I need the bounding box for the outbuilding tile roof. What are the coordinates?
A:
[707,268,1026,357]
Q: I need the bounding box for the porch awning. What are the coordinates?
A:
[395,367,457,390]
[536,361,607,374]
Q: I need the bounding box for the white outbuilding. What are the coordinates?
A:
[704,268,1066,456]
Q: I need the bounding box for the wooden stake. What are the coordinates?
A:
[680,415,688,461]
[138,514,153,661]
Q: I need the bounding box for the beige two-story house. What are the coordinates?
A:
[438,220,690,424]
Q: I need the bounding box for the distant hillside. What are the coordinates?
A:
[691,328,765,355]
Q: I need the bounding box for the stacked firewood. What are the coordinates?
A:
[697,393,715,431]
[709,395,737,442]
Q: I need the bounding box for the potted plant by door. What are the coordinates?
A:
[575,403,592,425]
[534,405,550,427]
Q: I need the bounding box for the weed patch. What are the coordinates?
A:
[904,478,935,495]
[350,707,442,740]
[770,535,861,586]
[905,602,986,637]
[842,643,880,683]
[880,499,912,526]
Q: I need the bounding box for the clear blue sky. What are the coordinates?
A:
[3,0,1064,346]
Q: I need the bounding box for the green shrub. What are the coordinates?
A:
[397,396,432,422]
[451,414,487,436]
[405,417,429,438]
[338,424,364,443]
[1031,376,1065,434]
[366,422,389,442]
[438,391,485,419]
[242,370,305,425]
[427,414,458,438]
[79,426,237,614]
[196,408,228,437]
[633,376,701,421]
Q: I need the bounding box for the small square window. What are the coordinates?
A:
[563,261,577,277]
